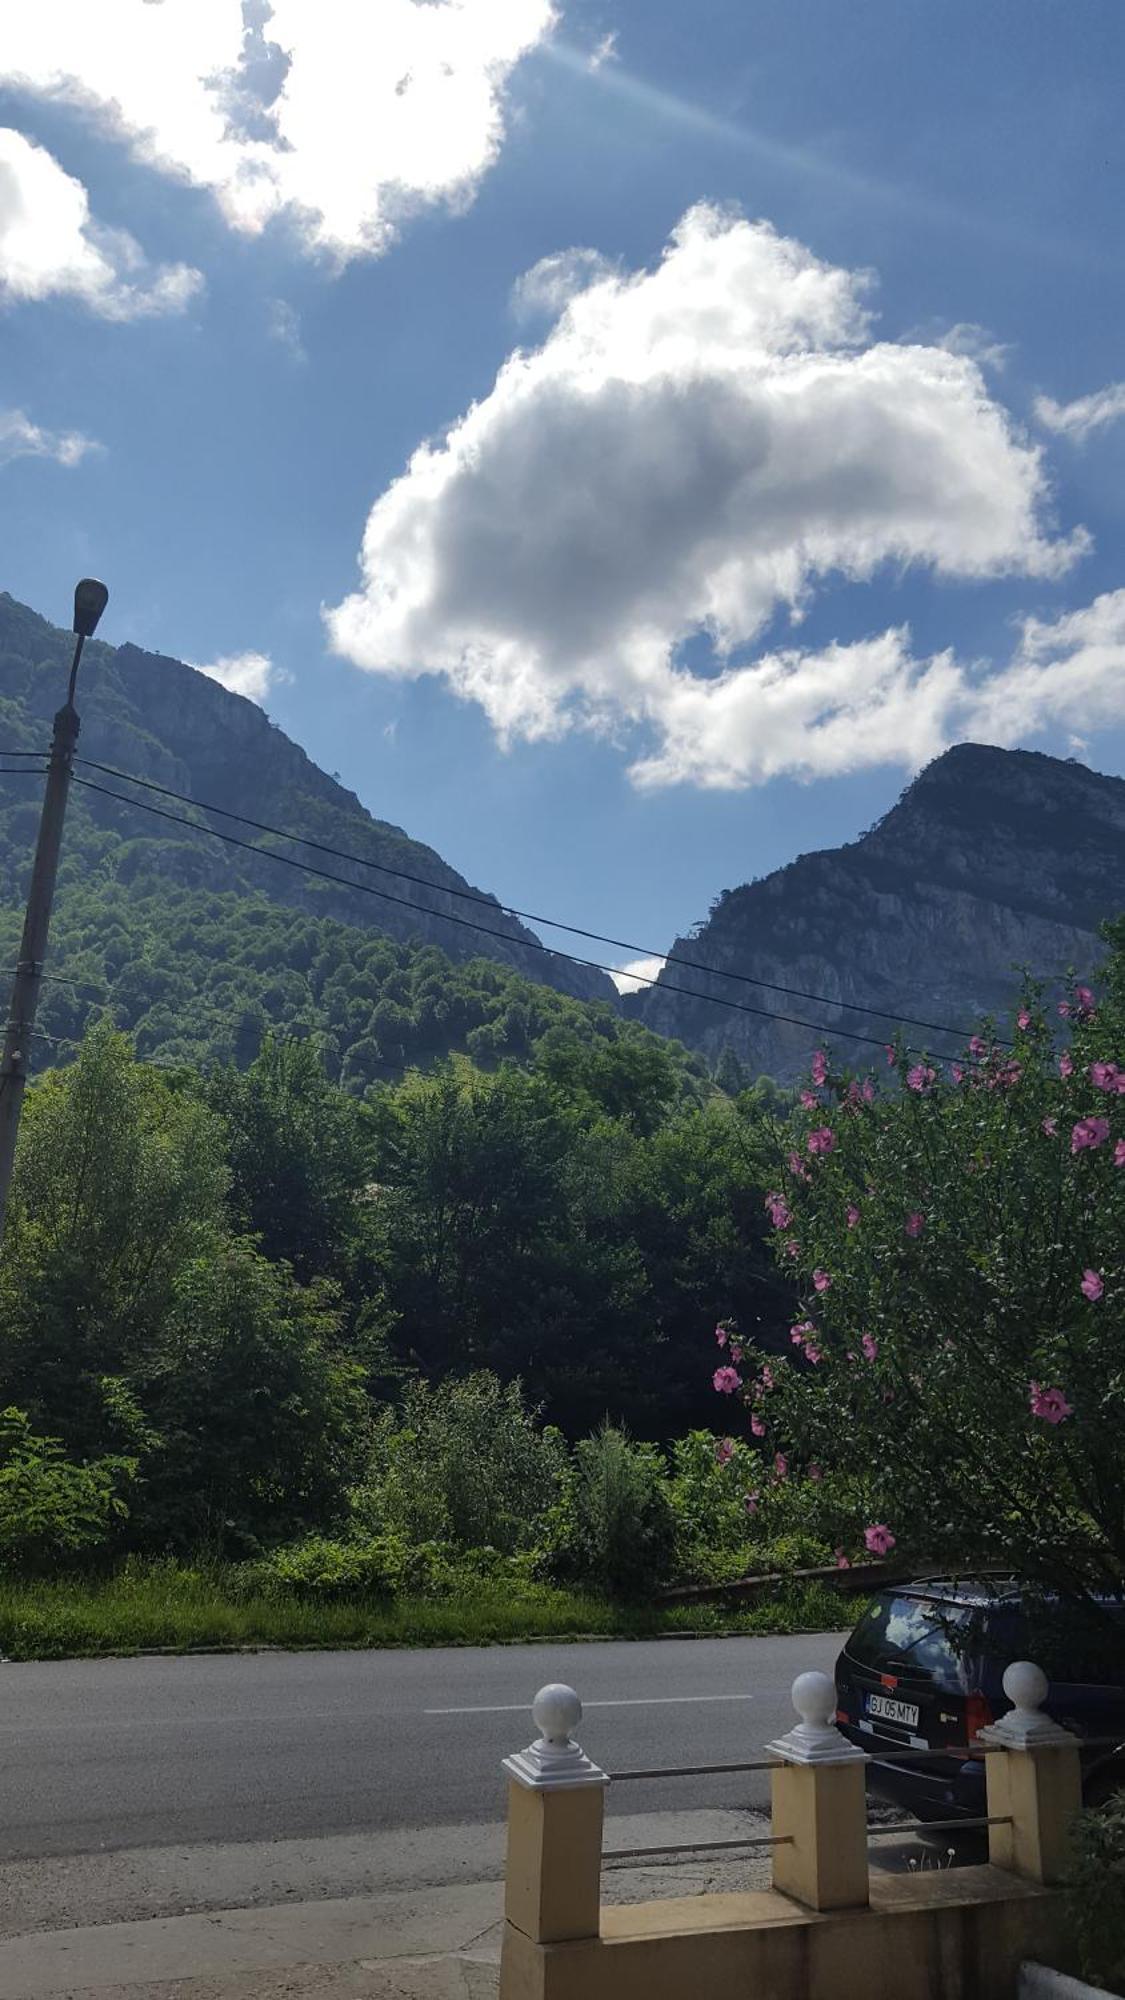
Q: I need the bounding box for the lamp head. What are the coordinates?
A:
[73,578,109,639]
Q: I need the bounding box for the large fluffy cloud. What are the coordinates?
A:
[326,204,1090,784]
[0,129,201,318]
[0,405,98,469]
[1,0,555,263]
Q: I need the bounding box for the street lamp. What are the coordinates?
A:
[0,577,110,1240]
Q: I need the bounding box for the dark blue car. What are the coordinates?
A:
[834,1577,1125,1822]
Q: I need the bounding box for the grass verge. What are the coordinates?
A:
[0,1567,849,1660]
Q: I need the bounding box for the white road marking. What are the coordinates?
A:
[424,1694,757,1715]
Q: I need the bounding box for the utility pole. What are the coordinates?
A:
[0,579,109,1245]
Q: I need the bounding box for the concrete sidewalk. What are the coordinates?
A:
[0,1812,784,1999]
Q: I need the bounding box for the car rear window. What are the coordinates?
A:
[845,1594,987,1681]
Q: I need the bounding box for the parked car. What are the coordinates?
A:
[834,1577,1125,1824]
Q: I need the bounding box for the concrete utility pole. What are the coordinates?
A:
[0,579,109,1245]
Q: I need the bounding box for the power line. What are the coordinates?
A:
[70,771,976,1061]
[73,755,990,1048]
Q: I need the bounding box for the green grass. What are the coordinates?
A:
[0,1566,849,1660]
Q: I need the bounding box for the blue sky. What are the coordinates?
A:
[2,0,1124,965]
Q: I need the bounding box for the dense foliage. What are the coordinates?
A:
[0,1018,795,1576]
[713,920,1125,1595]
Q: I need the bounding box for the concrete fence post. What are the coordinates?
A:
[978,1661,1083,1886]
[766,1669,871,1912]
[501,1683,608,1948]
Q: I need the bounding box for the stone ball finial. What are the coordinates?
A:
[791,1670,837,1730]
[532,1683,582,1746]
[1002,1660,1049,1714]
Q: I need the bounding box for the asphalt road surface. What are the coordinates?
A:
[0,1631,843,1861]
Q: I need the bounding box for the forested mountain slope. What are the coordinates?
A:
[0,593,633,1078]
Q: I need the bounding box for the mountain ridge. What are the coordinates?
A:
[632,740,1125,1078]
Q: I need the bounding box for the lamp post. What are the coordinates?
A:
[0,579,109,1243]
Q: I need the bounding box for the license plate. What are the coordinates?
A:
[866,1693,920,1727]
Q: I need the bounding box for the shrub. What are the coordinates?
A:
[550,1422,675,1597]
[1063,1792,1125,1993]
[254,1533,411,1599]
[355,1372,566,1554]
[0,1407,133,1570]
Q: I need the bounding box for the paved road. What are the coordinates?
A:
[0,1632,843,1861]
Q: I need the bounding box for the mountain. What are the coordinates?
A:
[631,743,1125,1080]
[0,592,639,1082]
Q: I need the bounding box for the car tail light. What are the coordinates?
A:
[964,1692,994,1744]
[835,1707,851,1724]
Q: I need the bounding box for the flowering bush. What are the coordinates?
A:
[715,923,1125,1591]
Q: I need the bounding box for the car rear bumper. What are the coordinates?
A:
[838,1724,986,1821]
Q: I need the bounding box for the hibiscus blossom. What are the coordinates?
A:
[807,1127,836,1156]
[810,1050,828,1086]
[812,1268,832,1293]
[861,1333,878,1362]
[750,1411,766,1437]
[905,1211,924,1238]
[1042,1117,1058,1137]
[1072,1117,1111,1155]
[906,1064,936,1094]
[1029,1383,1073,1425]
[1081,1269,1104,1302]
[1090,1061,1120,1092]
[1116,1140,1125,1168]
[1059,1052,1074,1080]
[1017,1009,1032,1031]
[713,1365,742,1394]
[864,1523,896,1556]
[715,1437,735,1465]
[846,1204,861,1228]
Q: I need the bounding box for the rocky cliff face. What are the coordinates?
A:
[0,593,612,1004]
[632,744,1125,1079]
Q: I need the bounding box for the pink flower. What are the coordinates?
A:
[810,1050,828,1086]
[807,1126,836,1156]
[864,1523,896,1556]
[787,1149,810,1181]
[1081,1269,1104,1302]
[1059,1052,1074,1079]
[951,1064,964,1084]
[906,1064,936,1094]
[774,1452,788,1480]
[861,1078,876,1104]
[1116,1140,1125,1168]
[1090,1061,1120,1093]
[846,1204,861,1229]
[800,1089,818,1110]
[744,1490,760,1515]
[991,1061,1022,1091]
[1058,1001,1072,1019]
[804,1344,822,1364]
[861,1333,878,1362]
[1071,1117,1111,1155]
[790,1320,814,1346]
[713,1365,742,1394]
[750,1411,766,1437]
[812,1268,831,1293]
[1076,985,1096,1017]
[715,1437,735,1465]
[729,1341,744,1364]
[759,1364,775,1391]
[834,1548,851,1570]
[1017,1009,1032,1031]
[1029,1383,1073,1425]
[1042,1117,1058,1137]
[885,1044,896,1065]
[714,1324,728,1347]
[765,1192,792,1229]
[905,1211,924,1238]
[808,1463,823,1481]
[969,1036,987,1059]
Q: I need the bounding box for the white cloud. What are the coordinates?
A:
[0,405,99,468]
[610,955,666,994]
[326,204,1087,785]
[1035,382,1125,442]
[587,32,619,72]
[512,247,617,319]
[266,297,305,361]
[0,128,202,318]
[1,0,556,265]
[195,650,279,704]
